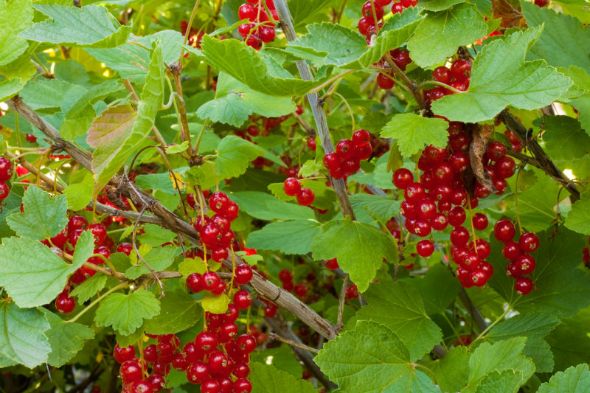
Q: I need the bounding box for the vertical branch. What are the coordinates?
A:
[168,65,199,164]
[273,0,355,219]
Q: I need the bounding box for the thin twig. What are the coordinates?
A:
[269,333,320,353]
[336,276,348,331]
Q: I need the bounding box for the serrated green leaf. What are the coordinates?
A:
[201,36,321,96]
[138,224,177,247]
[354,277,443,360]
[92,45,163,190]
[124,245,180,280]
[522,2,590,73]
[542,116,590,160]
[407,4,488,68]
[63,173,94,211]
[381,113,449,158]
[315,320,441,393]
[231,191,315,221]
[473,370,527,393]
[428,346,470,393]
[19,77,87,111]
[0,303,51,369]
[432,28,572,122]
[420,0,465,11]
[144,291,200,335]
[311,220,396,292]
[0,0,33,66]
[95,289,160,336]
[70,275,108,303]
[487,313,560,373]
[349,193,401,223]
[250,363,316,393]
[43,310,94,368]
[289,0,333,28]
[538,364,590,393]
[197,73,295,127]
[565,197,590,235]
[21,4,131,47]
[215,136,281,180]
[6,185,68,240]
[0,232,93,308]
[201,293,230,314]
[463,338,535,393]
[247,220,321,255]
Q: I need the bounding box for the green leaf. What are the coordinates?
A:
[197,73,295,127]
[138,224,178,247]
[6,185,68,240]
[0,78,26,101]
[541,116,590,160]
[144,291,200,335]
[429,346,470,393]
[95,289,160,336]
[463,338,535,393]
[311,220,396,292]
[415,264,461,315]
[70,275,108,303]
[247,220,321,255]
[63,173,94,211]
[201,293,230,314]
[407,4,488,68]
[522,2,590,73]
[231,191,315,221]
[354,277,443,360]
[43,310,94,368]
[21,4,131,47]
[92,45,164,190]
[538,364,590,393]
[0,0,33,66]
[287,23,367,67]
[381,113,449,158]
[565,197,590,235]
[420,0,465,11]
[0,232,93,308]
[349,193,401,223]
[201,36,321,96]
[432,28,572,122]
[215,136,281,180]
[20,77,87,111]
[489,229,590,317]
[289,0,333,29]
[547,308,590,371]
[487,313,560,373]
[250,363,316,393]
[315,320,441,393]
[124,246,180,279]
[0,303,51,369]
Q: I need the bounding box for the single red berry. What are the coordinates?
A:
[391,2,404,13]
[416,240,435,257]
[143,344,158,363]
[503,241,521,260]
[494,219,515,243]
[202,272,221,293]
[514,254,536,275]
[472,213,489,231]
[235,264,253,285]
[186,273,205,293]
[233,289,252,310]
[283,177,301,196]
[0,182,10,201]
[120,360,143,384]
[233,378,253,393]
[361,1,384,19]
[514,277,534,295]
[352,129,371,145]
[201,379,221,393]
[296,188,315,206]
[432,67,451,83]
[55,290,76,314]
[519,232,540,253]
[450,226,470,247]
[325,258,339,270]
[376,73,395,89]
[117,242,133,255]
[236,334,257,353]
[25,133,37,143]
[0,157,13,182]
[172,353,188,370]
[208,350,230,377]
[186,361,209,384]
[238,3,256,20]
[195,332,218,353]
[113,344,136,364]
[450,59,471,79]
[448,206,466,227]
[259,26,275,43]
[131,380,154,393]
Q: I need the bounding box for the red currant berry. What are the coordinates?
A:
[186,361,209,384]
[296,188,315,206]
[233,378,253,393]
[120,360,143,384]
[236,334,257,353]
[514,254,536,275]
[233,290,252,310]
[283,177,301,196]
[472,213,488,231]
[393,168,413,189]
[113,344,136,364]
[494,219,515,243]
[376,73,395,89]
[416,240,435,257]
[448,207,466,227]
[519,232,539,253]
[235,264,253,285]
[55,290,76,314]
[186,273,205,293]
[432,67,451,83]
[503,241,521,260]
[514,277,534,295]
[450,226,470,247]
[0,157,12,182]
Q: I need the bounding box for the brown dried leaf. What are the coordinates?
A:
[492,0,526,28]
[469,125,494,191]
[87,104,136,149]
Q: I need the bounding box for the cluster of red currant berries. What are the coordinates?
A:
[323,130,373,179]
[180,20,204,49]
[51,215,133,313]
[283,177,315,206]
[0,156,12,202]
[392,122,517,289]
[494,219,538,295]
[376,48,412,90]
[425,58,472,105]
[194,192,239,263]
[237,0,277,49]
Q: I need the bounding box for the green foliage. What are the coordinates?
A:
[433,28,572,122]
[311,220,397,292]
[144,291,201,335]
[537,364,590,393]
[44,310,94,368]
[94,289,160,336]
[21,5,131,47]
[247,219,321,255]
[0,0,32,67]
[381,113,449,158]
[250,362,316,393]
[231,191,314,220]
[0,231,93,308]
[7,185,68,240]
[407,4,488,68]
[315,320,441,392]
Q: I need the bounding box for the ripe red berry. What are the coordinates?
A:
[432,67,451,83]
[0,183,10,201]
[296,188,315,206]
[514,254,536,275]
[390,48,411,70]
[514,277,534,295]
[503,241,521,260]
[392,168,413,189]
[238,3,256,20]
[416,240,435,257]
[202,272,221,293]
[0,157,13,182]
[233,290,252,310]
[55,290,76,314]
[186,361,209,384]
[201,379,222,393]
[283,177,301,196]
[233,378,253,393]
[376,73,395,89]
[519,232,539,253]
[361,1,384,19]
[120,360,143,384]
[450,226,470,247]
[494,219,515,243]
[259,25,275,43]
[236,334,257,353]
[235,264,253,285]
[113,344,135,364]
[187,273,205,293]
[195,332,218,353]
[472,213,488,231]
[450,59,471,79]
[208,350,230,377]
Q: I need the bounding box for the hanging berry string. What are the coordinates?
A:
[237,0,278,49]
